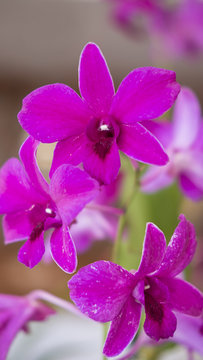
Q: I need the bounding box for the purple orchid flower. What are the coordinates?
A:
[0,136,99,273]
[152,0,203,59]
[141,87,203,200]
[117,313,203,360]
[71,174,123,253]
[0,293,55,360]
[106,0,203,59]
[68,215,203,357]
[17,43,180,185]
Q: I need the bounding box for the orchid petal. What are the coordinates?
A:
[3,212,32,244]
[103,296,141,357]
[0,158,41,214]
[144,296,177,341]
[179,173,203,201]
[172,88,201,149]
[18,84,90,143]
[138,223,166,276]
[83,140,121,185]
[19,136,49,195]
[50,226,77,274]
[110,67,180,123]
[17,233,45,269]
[50,164,99,225]
[49,134,86,177]
[164,278,203,316]
[141,165,173,193]
[118,122,169,165]
[141,120,173,149]
[0,303,34,360]
[155,215,197,277]
[79,43,115,115]
[68,261,136,322]
[173,313,203,355]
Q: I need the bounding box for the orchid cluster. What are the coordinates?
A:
[105,0,203,59]
[0,43,203,360]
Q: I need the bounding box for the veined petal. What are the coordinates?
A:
[103,296,141,357]
[163,278,203,316]
[50,164,99,225]
[18,84,90,143]
[172,88,201,149]
[3,212,32,244]
[83,140,121,185]
[141,165,174,193]
[19,136,49,195]
[0,158,41,214]
[50,226,77,274]
[49,134,86,178]
[79,43,115,115]
[118,123,169,166]
[155,215,197,278]
[110,67,180,123]
[68,261,136,322]
[138,223,166,276]
[17,233,45,269]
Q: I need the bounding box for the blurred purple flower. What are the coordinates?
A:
[0,293,55,360]
[71,175,123,253]
[68,215,203,357]
[141,87,203,200]
[0,137,99,273]
[17,43,181,185]
[118,313,203,360]
[106,0,203,58]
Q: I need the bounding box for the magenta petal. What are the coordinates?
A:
[141,120,173,149]
[144,299,177,341]
[118,123,169,166]
[179,173,203,201]
[103,296,141,357]
[68,261,136,322]
[18,84,90,143]
[19,136,49,195]
[50,164,99,225]
[164,278,203,316]
[79,43,115,115]
[172,87,201,149]
[155,215,197,277]
[49,134,86,178]
[17,233,45,269]
[0,158,37,214]
[3,212,32,244]
[110,67,180,122]
[138,223,166,276]
[173,313,203,355]
[141,166,174,193]
[83,141,121,185]
[50,226,77,273]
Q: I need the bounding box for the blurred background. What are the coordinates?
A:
[0,0,203,358]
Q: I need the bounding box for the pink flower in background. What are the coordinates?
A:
[68,215,203,357]
[0,137,99,273]
[0,293,55,360]
[106,0,203,59]
[141,88,203,200]
[18,43,181,185]
[118,313,203,360]
[71,175,123,253]
[152,0,203,58]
